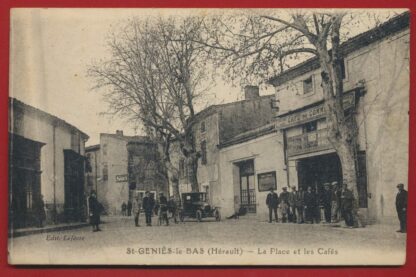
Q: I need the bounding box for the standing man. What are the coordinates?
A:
[279,187,290,223]
[158,192,169,226]
[322,183,332,223]
[167,196,178,224]
[304,186,316,224]
[288,187,297,223]
[340,182,354,228]
[142,191,155,226]
[295,186,305,224]
[266,188,279,223]
[331,181,341,223]
[132,195,141,227]
[88,190,102,232]
[395,183,408,233]
[127,200,132,217]
[121,202,127,216]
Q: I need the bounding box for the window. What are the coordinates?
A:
[102,163,108,181]
[201,140,207,165]
[302,121,317,133]
[102,144,107,156]
[204,185,210,202]
[200,121,206,133]
[302,121,318,147]
[26,181,33,209]
[303,76,313,94]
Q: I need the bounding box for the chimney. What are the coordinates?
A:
[244,85,260,100]
[116,130,123,136]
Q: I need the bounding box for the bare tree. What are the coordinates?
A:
[88,16,212,195]
[201,10,398,226]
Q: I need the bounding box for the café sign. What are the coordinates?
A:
[277,93,355,129]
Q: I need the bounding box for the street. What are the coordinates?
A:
[8,215,406,266]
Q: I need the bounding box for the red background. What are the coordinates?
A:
[0,0,415,276]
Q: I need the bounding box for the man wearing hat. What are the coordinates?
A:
[395,183,408,233]
[322,183,332,223]
[266,188,279,223]
[340,182,354,228]
[142,191,155,226]
[158,192,169,226]
[132,194,141,227]
[288,187,297,223]
[88,190,103,232]
[331,181,341,223]
[279,187,290,223]
[295,186,305,224]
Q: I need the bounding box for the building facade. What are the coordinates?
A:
[127,139,168,201]
[218,125,286,219]
[86,131,168,215]
[9,98,89,229]
[170,87,276,209]
[172,13,409,224]
[268,13,410,223]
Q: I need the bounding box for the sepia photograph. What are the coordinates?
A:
[7,8,409,265]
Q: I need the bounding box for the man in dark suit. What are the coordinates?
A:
[158,192,169,226]
[295,187,305,224]
[279,187,290,223]
[266,188,279,223]
[142,191,155,226]
[340,182,354,228]
[395,183,408,233]
[88,190,102,232]
[304,186,316,224]
[322,183,332,223]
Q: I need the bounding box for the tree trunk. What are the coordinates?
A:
[164,159,181,200]
[182,131,200,192]
[152,131,182,201]
[317,47,362,227]
[185,153,199,192]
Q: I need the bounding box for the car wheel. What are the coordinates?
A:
[196,210,202,222]
[215,210,221,221]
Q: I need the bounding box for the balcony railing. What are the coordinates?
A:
[286,129,333,157]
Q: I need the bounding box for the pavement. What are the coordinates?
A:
[8,215,407,266]
[9,221,91,238]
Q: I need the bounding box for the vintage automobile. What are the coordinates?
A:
[178,192,221,222]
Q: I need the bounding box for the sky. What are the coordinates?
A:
[9,8,403,146]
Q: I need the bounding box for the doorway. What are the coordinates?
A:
[297,153,342,194]
[237,160,256,213]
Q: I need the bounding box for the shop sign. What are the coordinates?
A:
[277,93,355,129]
[258,171,277,192]
[116,174,128,183]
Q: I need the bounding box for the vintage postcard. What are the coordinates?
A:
[8,8,409,265]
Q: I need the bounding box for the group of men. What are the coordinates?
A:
[266,181,357,228]
[266,182,408,232]
[121,201,132,216]
[131,191,178,227]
